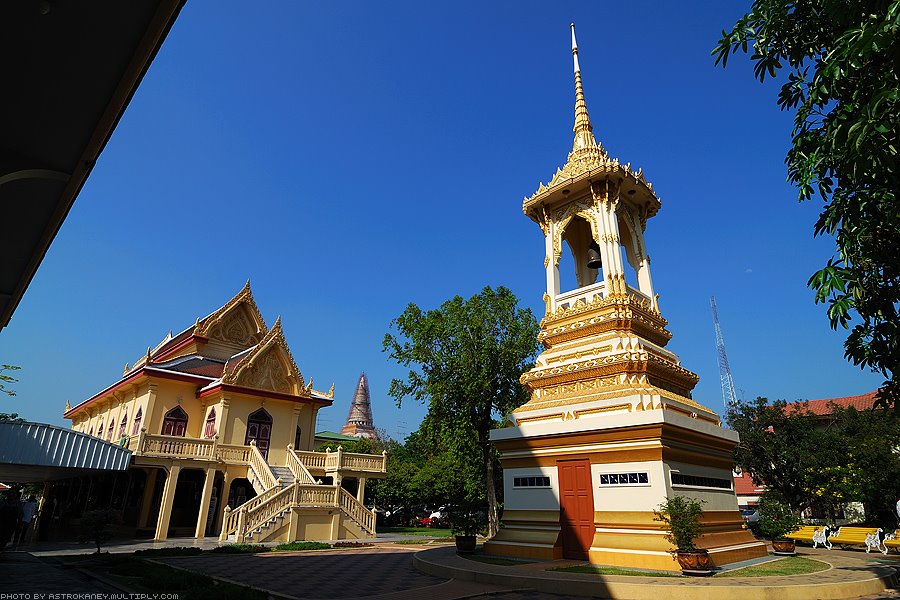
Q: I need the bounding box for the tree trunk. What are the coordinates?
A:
[484,445,499,537]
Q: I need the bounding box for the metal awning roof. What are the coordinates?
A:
[0,421,132,483]
[0,0,185,330]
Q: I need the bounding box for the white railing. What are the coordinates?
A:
[286,446,317,485]
[139,433,216,460]
[240,485,295,541]
[217,444,251,464]
[555,280,606,310]
[339,487,376,534]
[294,450,327,469]
[294,483,339,506]
[248,441,278,491]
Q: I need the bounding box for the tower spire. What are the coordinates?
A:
[341,373,378,439]
[570,23,600,156]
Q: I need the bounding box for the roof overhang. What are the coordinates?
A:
[0,421,131,483]
[0,0,186,330]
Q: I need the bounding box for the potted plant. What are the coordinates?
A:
[449,507,486,554]
[757,494,801,555]
[654,496,713,575]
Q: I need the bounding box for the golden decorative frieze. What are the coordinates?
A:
[543,344,612,365]
[575,404,631,418]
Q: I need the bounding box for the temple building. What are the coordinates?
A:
[485,26,766,570]
[63,283,386,542]
[341,373,379,439]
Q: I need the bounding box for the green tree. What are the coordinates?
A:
[727,397,834,512]
[383,286,541,536]
[714,1,900,409]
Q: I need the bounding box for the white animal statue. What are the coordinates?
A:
[812,525,832,550]
[865,528,887,555]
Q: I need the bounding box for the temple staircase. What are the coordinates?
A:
[220,444,375,544]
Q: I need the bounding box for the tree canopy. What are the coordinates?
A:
[383,286,541,536]
[728,397,900,524]
[714,1,900,409]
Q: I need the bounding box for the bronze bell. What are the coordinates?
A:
[586,242,602,270]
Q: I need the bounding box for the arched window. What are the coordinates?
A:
[88,424,94,437]
[118,412,128,439]
[244,408,273,459]
[96,420,103,438]
[106,419,114,440]
[131,407,143,436]
[204,408,217,439]
[162,406,188,437]
[294,426,302,449]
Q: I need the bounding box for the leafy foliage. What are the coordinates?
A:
[728,397,900,524]
[383,286,541,536]
[0,364,19,397]
[714,1,900,409]
[654,496,706,552]
[757,493,801,540]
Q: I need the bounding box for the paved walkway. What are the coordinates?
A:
[414,545,900,600]
[4,539,900,600]
[0,552,119,594]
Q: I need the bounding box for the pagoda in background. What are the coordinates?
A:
[341,373,378,438]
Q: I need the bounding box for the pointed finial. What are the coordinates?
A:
[244,277,251,291]
[570,23,580,73]
[124,362,129,374]
[65,400,71,411]
[569,23,600,155]
[146,346,152,361]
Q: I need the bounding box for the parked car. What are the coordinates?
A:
[741,509,760,524]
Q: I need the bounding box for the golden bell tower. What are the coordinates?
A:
[485,25,767,570]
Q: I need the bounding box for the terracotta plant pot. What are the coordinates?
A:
[676,549,714,575]
[455,535,477,554]
[772,539,796,555]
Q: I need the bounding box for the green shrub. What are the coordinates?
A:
[273,541,332,551]
[654,496,705,552]
[757,494,801,541]
[134,546,203,557]
[209,543,269,554]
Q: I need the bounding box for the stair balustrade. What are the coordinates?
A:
[285,445,317,485]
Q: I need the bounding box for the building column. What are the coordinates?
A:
[154,464,181,541]
[137,469,158,529]
[356,477,366,503]
[214,469,236,535]
[194,467,217,538]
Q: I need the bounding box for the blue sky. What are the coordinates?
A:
[0,1,882,439]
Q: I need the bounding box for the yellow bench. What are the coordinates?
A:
[787,525,832,548]
[828,526,879,549]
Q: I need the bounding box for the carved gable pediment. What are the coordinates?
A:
[234,344,296,394]
[195,281,267,347]
[222,317,312,396]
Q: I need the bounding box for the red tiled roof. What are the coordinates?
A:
[164,357,225,379]
[789,391,879,416]
[733,472,764,495]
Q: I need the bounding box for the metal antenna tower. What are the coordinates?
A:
[710,296,738,408]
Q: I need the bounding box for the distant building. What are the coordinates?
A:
[341,373,378,439]
[315,431,360,448]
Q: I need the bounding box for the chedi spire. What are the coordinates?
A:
[341,373,378,438]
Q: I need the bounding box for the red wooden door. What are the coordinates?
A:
[558,459,595,560]
[245,409,273,460]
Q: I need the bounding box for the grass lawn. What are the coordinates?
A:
[552,565,682,577]
[461,554,532,566]
[716,557,830,577]
[379,527,453,537]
